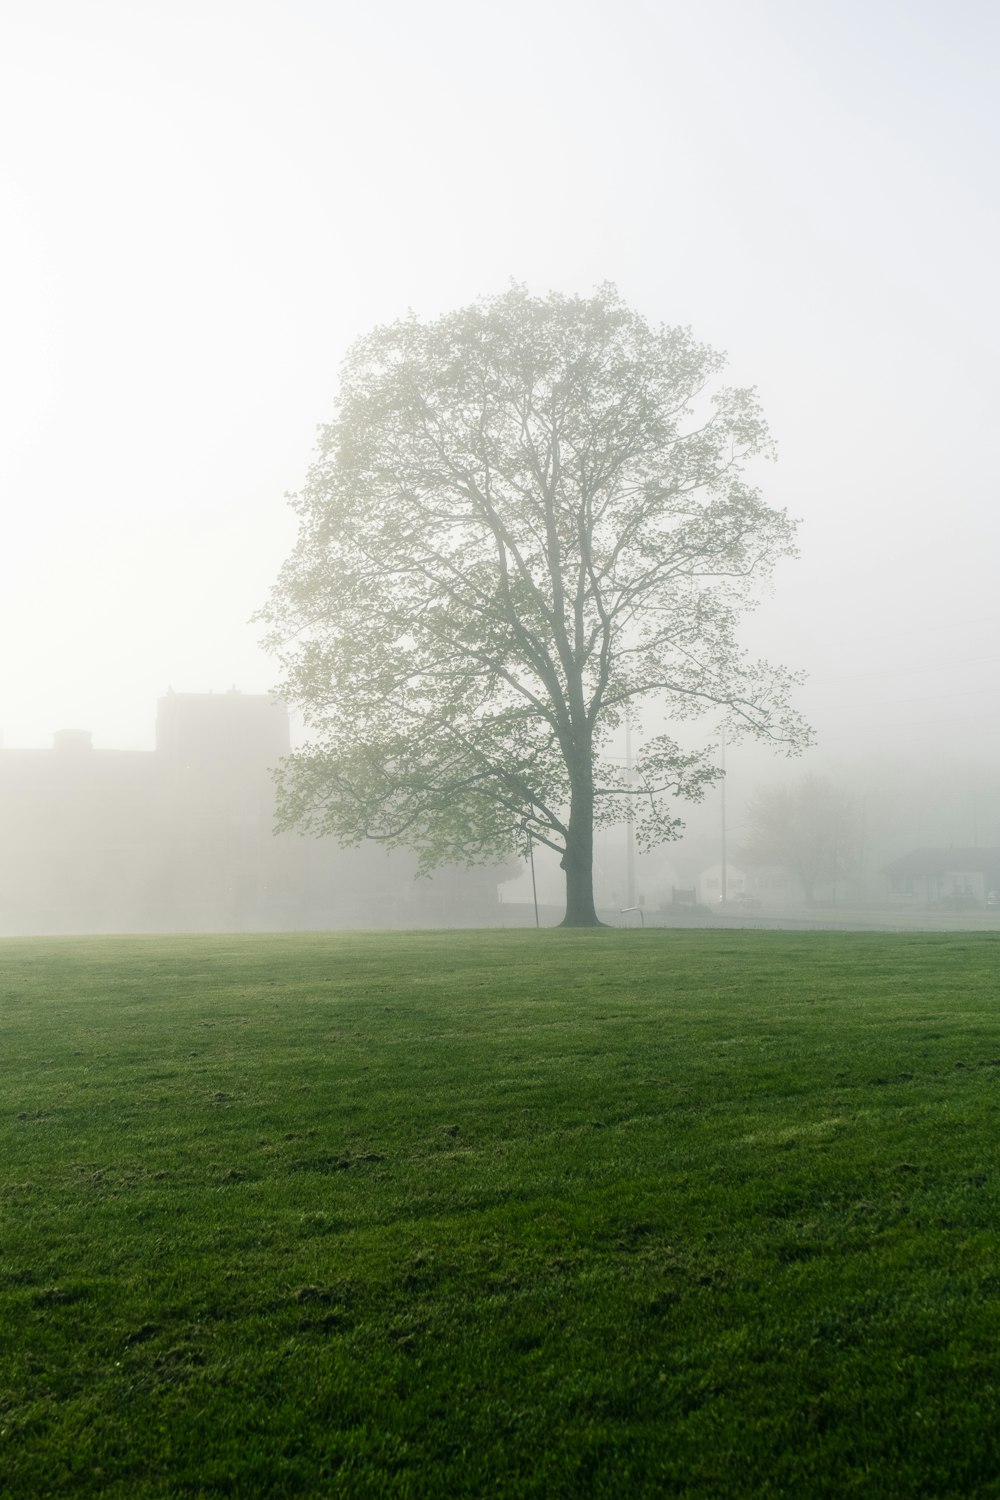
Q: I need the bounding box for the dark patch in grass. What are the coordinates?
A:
[388,1313,430,1349]
[124,1322,161,1346]
[151,1344,207,1382]
[300,1311,351,1334]
[32,1285,88,1307]
[289,1151,383,1173]
[776,1240,823,1264]
[614,1220,657,1247]
[2,1269,41,1288]
[293,1285,347,1306]
[289,1154,352,1173]
[296,1212,347,1237]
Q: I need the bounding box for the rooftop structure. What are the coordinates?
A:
[0,692,502,934]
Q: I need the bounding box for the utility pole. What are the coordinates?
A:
[527,829,540,928]
[720,726,728,906]
[625,717,636,909]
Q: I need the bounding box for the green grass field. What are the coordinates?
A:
[2,929,1000,1497]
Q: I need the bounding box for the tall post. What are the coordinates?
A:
[720,725,728,905]
[528,830,540,928]
[625,717,636,909]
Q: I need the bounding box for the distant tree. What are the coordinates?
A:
[740,775,860,903]
[258,285,810,926]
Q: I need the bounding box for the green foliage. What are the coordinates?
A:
[259,286,810,920]
[3,931,1000,1495]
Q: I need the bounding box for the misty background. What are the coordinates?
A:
[3,0,999,913]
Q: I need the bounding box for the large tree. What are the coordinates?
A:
[741,775,860,904]
[259,285,809,926]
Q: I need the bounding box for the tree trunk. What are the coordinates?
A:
[559,761,604,927]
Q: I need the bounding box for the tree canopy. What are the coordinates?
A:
[741,775,860,904]
[259,284,810,925]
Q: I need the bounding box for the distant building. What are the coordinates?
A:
[0,692,504,934]
[882,848,1000,908]
[697,862,748,906]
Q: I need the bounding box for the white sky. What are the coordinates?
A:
[2,0,998,763]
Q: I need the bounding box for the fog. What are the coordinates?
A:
[2,0,999,925]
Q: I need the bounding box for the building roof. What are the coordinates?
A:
[883,848,1000,877]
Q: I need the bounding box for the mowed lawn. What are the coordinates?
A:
[2,931,1000,1498]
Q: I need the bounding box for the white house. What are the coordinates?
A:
[697,862,748,906]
